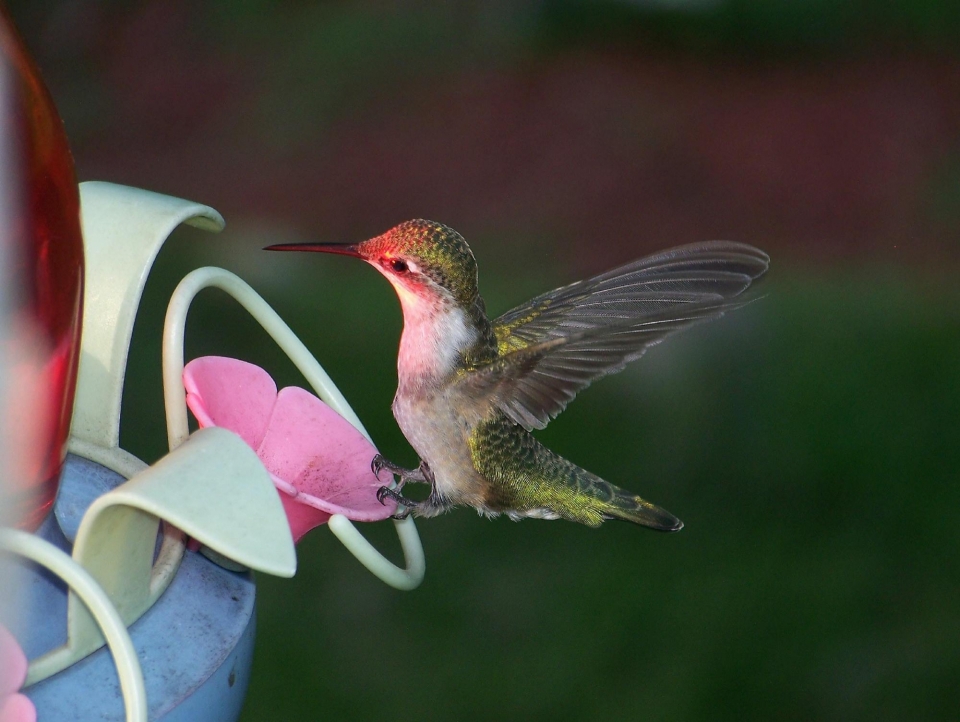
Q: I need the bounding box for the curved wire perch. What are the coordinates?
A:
[162,266,425,591]
[0,529,147,721]
[328,514,425,591]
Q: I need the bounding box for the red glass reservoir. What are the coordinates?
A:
[1,6,84,529]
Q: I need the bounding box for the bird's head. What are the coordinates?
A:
[266,219,480,311]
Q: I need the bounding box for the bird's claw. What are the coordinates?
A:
[377,485,418,517]
[371,453,411,481]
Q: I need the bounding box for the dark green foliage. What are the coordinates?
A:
[539,0,960,57]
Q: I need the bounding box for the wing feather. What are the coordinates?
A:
[467,241,768,430]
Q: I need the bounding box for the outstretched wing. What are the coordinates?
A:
[464,241,769,431]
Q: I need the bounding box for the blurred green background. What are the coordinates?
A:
[10,1,960,719]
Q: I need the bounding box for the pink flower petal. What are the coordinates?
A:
[0,626,34,722]
[0,694,37,722]
[184,357,277,449]
[0,626,27,697]
[278,492,331,544]
[257,387,396,520]
[183,356,397,543]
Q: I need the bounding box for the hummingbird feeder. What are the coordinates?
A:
[0,10,424,721]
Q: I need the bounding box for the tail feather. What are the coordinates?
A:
[472,414,684,531]
[600,489,684,532]
[553,465,684,531]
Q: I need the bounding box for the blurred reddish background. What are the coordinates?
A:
[12,1,960,270]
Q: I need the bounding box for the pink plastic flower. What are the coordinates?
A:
[183,356,396,542]
[0,625,36,722]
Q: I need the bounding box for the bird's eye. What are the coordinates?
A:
[389,258,409,273]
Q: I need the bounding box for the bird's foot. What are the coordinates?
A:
[377,485,419,520]
[371,454,428,489]
[419,460,436,485]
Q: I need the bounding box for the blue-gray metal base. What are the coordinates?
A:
[7,454,256,721]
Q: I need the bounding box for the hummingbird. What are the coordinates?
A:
[265,221,768,530]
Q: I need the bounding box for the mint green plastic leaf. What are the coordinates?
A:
[28,427,294,682]
[70,181,224,475]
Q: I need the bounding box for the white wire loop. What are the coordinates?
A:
[0,528,147,722]
[162,266,425,590]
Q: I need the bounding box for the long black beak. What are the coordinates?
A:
[263,241,361,257]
